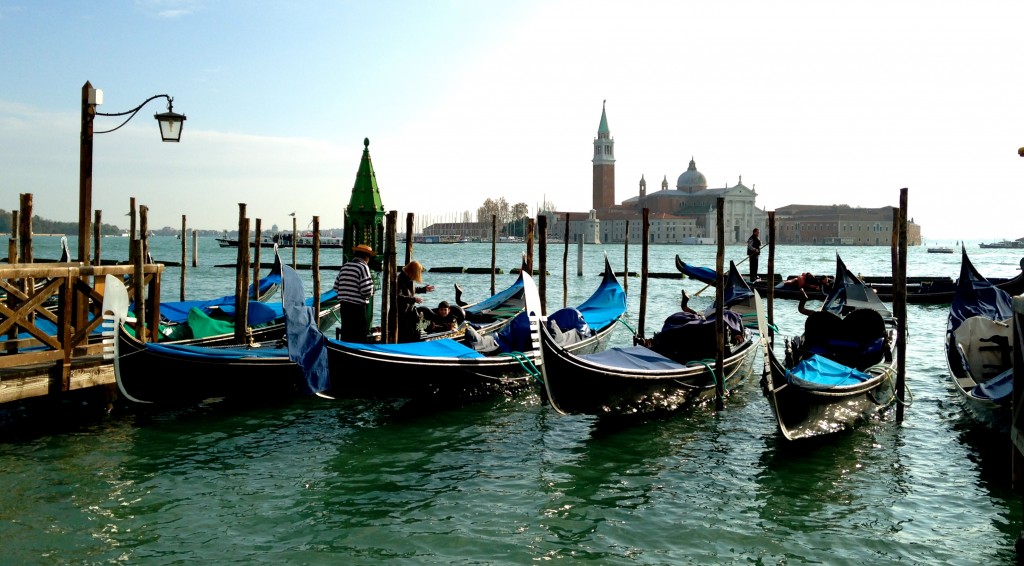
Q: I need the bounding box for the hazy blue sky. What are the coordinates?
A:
[1,1,1021,239]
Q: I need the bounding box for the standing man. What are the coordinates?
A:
[334,244,376,342]
[746,228,762,283]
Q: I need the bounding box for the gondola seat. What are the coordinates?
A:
[799,308,887,371]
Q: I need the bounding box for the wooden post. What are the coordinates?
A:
[405,213,414,266]
[386,211,399,344]
[767,211,776,340]
[133,239,146,343]
[638,208,650,340]
[129,197,137,262]
[623,219,630,294]
[192,229,198,267]
[525,218,535,276]
[93,210,102,266]
[291,216,297,269]
[490,214,497,296]
[180,215,187,301]
[577,238,584,277]
[252,218,262,300]
[7,210,17,264]
[18,193,32,264]
[380,213,393,342]
[562,213,570,308]
[895,189,908,423]
[78,82,95,265]
[139,205,149,264]
[234,204,250,345]
[312,216,322,325]
[715,197,726,410]
[538,214,547,313]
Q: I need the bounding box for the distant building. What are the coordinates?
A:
[774,204,922,246]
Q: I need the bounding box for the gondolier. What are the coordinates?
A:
[746,228,761,283]
[334,244,376,343]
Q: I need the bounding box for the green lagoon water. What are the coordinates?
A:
[1,236,1021,564]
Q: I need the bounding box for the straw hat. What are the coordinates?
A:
[352,244,376,257]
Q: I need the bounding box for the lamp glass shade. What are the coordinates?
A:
[155,111,186,142]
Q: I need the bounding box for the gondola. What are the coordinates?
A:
[114,265,330,405]
[761,254,898,441]
[323,256,627,400]
[539,266,765,416]
[945,246,1014,433]
[675,254,1024,305]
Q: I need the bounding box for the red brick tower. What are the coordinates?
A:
[592,101,615,210]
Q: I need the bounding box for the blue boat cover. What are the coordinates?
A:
[575,260,628,330]
[948,247,1013,333]
[282,265,330,394]
[673,260,754,308]
[973,368,1012,404]
[786,354,871,389]
[464,276,524,316]
[580,345,686,370]
[331,337,485,359]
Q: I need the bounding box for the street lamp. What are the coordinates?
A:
[78,80,186,264]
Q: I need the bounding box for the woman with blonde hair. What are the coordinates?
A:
[397,260,435,342]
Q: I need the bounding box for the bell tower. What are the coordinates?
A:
[592,100,615,210]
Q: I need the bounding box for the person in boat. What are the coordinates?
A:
[746,228,761,283]
[426,300,460,333]
[397,260,435,342]
[334,244,376,343]
[783,272,831,292]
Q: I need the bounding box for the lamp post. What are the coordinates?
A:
[78,80,186,264]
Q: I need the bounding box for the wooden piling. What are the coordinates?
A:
[638,208,650,340]
[313,216,321,324]
[129,197,137,261]
[7,210,17,264]
[132,239,146,343]
[386,211,399,344]
[18,194,32,264]
[291,216,297,269]
[623,219,630,294]
[234,204,250,345]
[192,229,198,267]
[525,218,535,276]
[253,218,262,300]
[538,214,547,313]
[767,211,776,340]
[180,215,187,301]
[93,210,102,266]
[562,213,570,309]
[490,214,497,296]
[405,213,414,266]
[139,205,149,263]
[715,198,726,410]
[895,189,908,423]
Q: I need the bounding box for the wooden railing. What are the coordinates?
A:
[1,262,162,393]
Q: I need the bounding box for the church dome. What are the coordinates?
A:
[676,158,707,193]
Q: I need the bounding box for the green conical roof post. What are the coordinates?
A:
[597,99,610,135]
[343,137,386,267]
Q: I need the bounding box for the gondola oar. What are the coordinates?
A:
[694,243,767,297]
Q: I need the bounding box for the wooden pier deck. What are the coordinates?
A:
[1,261,162,405]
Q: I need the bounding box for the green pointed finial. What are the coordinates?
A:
[364,137,369,148]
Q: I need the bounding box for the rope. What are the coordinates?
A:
[616,318,638,336]
[499,350,542,381]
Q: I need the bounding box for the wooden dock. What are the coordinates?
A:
[1,261,162,404]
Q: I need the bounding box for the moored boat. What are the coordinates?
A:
[944,246,1014,432]
[540,264,764,417]
[761,254,898,441]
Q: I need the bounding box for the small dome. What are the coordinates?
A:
[676,158,707,193]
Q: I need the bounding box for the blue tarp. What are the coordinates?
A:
[973,368,1012,404]
[282,265,330,394]
[786,354,872,389]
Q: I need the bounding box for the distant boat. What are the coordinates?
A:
[216,231,343,249]
[979,238,1024,249]
[927,246,955,254]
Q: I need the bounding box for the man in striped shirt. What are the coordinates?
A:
[334,244,375,342]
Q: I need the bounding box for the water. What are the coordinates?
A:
[2,236,1022,563]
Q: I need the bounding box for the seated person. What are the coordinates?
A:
[783,272,829,292]
[426,300,460,333]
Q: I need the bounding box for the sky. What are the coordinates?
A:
[1,0,1022,240]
